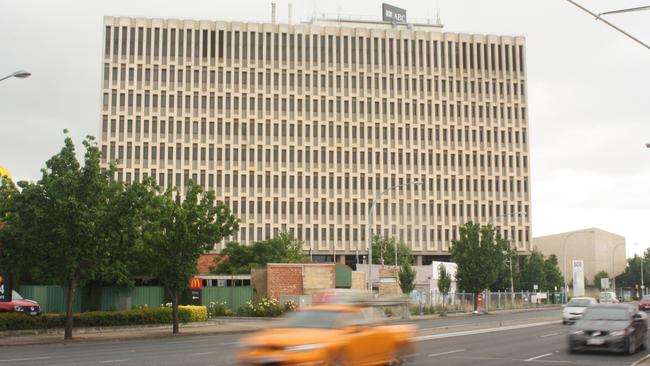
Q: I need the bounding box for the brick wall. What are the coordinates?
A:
[351,271,366,290]
[378,268,401,296]
[267,264,303,299]
[303,265,335,293]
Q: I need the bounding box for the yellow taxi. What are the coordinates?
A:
[237,303,415,365]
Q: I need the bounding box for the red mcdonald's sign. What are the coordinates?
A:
[189,277,203,289]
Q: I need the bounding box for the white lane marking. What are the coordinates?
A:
[0,357,51,363]
[220,342,238,346]
[419,324,468,332]
[192,351,219,356]
[167,340,200,344]
[414,321,557,342]
[427,349,465,357]
[540,332,563,338]
[100,360,130,364]
[524,353,553,362]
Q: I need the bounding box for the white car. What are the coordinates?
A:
[599,291,619,303]
[562,297,598,324]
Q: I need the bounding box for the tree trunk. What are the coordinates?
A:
[473,292,478,312]
[64,278,77,340]
[172,288,179,334]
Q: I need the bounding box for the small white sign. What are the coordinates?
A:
[533,284,538,290]
[601,278,610,290]
[379,277,396,283]
[573,260,585,297]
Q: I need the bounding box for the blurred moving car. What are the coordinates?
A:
[238,303,416,365]
[0,290,41,315]
[639,295,650,312]
[562,297,597,324]
[599,291,619,303]
[568,303,647,354]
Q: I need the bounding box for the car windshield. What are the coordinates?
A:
[567,299,591,307]
[284,310,344,329]
[581,307,629,321]
[11,290,23,300]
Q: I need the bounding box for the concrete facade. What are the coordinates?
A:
[533,228,626,285]
[100,16,531,261]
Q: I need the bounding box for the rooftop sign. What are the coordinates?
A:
[382,3,407,23]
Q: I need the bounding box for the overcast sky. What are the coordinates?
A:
[1,0,649,257]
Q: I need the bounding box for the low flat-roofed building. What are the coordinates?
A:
[533,228,626,286]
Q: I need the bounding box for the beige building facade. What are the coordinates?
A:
[533,228,627,285]
[99,15,531,264]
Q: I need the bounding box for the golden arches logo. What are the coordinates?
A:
[189,277,202,289]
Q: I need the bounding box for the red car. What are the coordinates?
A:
[639,295,650,312]
[0,290,41,316]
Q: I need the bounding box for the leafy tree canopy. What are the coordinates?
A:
[450,222,509,297]
[399,262,416,294]
[437,264,452,295]
[371,235,413,266]
[0,133,143,339]
[141,181,239,333]
[212,231,306,274]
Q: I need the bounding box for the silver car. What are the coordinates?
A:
[562,297,597,324]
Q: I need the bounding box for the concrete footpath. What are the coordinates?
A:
[0,306,560,347]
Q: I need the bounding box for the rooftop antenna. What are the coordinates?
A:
[435,0,442,25]
[271,1,277,23]
[288,2,293,25]
[337,3,342,20]
[312,0,317,20]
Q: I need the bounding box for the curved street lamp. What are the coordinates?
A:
[366,180,424,291]
[0,70,31,83]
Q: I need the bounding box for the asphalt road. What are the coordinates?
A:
[0,309,647,366]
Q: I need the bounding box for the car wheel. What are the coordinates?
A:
[329,352,350,366]
[568,342,579,354]
[628,334,637,355]
[640,333,647,351]
[388,346,412,365]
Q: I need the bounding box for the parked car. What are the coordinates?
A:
[238,303,416,365]
[639,295,650,311]
[568,303,647,354]
[599,291,619,303]
[0,290,42,316]
[562,297,598,324]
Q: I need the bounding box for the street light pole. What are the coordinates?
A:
[491,211,526,309]
[611,242,625,295]
[0,70,31,83]
[366,180,423,291]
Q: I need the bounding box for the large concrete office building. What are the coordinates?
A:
[99,11,531,265]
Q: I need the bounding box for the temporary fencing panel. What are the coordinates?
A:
[18,285,83,313]
[201,286,253,313]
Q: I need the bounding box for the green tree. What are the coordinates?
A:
[616,251,650,291]
[371,235,413,266]
[213,231,307,274]
[450,222,509,311]
[438,264,452,296]
[399,262,416,294]
[593,270,610,291]
[543,254,564,292]
[438,264,452,315]
[141,181,238,334]
[519,250,546,291]
[0,134,139,340]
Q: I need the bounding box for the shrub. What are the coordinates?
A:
[0,307,194,331]
[178,305,208,322]
[243,297,283,317]
[208,301,230,317]
[283,300,298,312]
